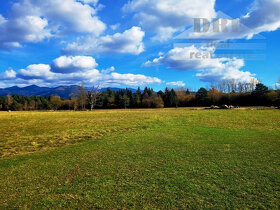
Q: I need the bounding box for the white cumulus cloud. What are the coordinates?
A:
[166,81,185,87]
[1,56,162,88]
[145,46,257,83]
[123,0,216,41]
[0,0,106,49]
[51,56,98,73]
[101,66,115,74]
[2,69,17,80]
[17,64,54,80]
[64,26,145,55]
[108,73,162,86]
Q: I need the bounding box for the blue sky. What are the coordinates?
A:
[0,0,279,90]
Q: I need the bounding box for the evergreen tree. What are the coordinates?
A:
[126,89,134,108]
[170,89,178,107]
[252,83,269,97]
[134,87,142,107]
[196,88,209,106]
[120,94,130,109]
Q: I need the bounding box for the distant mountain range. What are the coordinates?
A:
[0,85,138,98]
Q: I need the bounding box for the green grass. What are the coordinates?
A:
[0,109,279,209]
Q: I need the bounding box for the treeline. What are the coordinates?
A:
[0,83,280,111]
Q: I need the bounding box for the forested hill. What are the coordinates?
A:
[0,85,137,98]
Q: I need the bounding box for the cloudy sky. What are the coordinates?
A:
[0,0,279,90]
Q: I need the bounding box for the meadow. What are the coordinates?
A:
[0,109,279,208]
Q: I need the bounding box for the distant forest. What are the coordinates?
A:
[0,82,280,111]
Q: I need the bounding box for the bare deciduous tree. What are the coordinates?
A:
[249,78,260,92]
[217,80,227,93]
[215,78,259,93]
[76,83,88,110]
[87,85,101,111]
[6,94,13,110]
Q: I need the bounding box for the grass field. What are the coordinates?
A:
[0,109,279,209]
